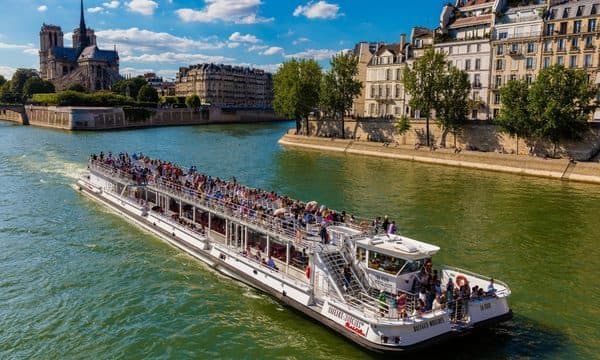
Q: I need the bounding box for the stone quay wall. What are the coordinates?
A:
[303,118,600,161]
[0,106,284,131]
[0,108,27,124]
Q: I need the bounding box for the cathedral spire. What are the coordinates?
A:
[77,0,88,52]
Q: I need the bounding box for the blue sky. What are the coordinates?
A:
[0,0,447,80]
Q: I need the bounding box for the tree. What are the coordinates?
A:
[112,77,147,99]
[496,79,533,154]
[273,58,322,135]
[23,77,55,98]
[0,81,18,103]
[10,68,39,101]
[320,52,362,138]
[68,83,87,93]
[137,84,159,103]
[185,94,202,111]
[395,115,412,136]
[528,65,597,156]
[435,66,471,148]
[0,75,6,88]
[402,48,447,146]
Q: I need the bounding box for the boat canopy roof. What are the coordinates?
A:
[356,234,440,261]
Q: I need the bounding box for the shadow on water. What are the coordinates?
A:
[189,121,292,139]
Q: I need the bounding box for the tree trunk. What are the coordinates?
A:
[341,106,345,139]
[426,115,430,147]
[516,135,519,155]
[305,116,310,136]
[296,119,301,135]
[453,130,457,149]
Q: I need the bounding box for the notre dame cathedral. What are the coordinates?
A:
[39,0,120,92]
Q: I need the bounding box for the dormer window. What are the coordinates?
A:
[592,4,598,15]
[550,9,557,20]
[563,8,570,19]
[577,5,584,17]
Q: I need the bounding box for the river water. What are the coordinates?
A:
[0,120,598,359]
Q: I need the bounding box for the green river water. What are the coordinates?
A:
[0,120,598,359]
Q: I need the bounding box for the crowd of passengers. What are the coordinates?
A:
[90,152,378,236]
[376,258,497,320]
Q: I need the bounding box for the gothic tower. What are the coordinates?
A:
[75,0,89,56]
[39,24,64,79]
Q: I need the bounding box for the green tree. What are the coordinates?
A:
[320,52,362,138]
[112,77,147,99]
[185,94,202,111]
[23,77,55,98]
[273,58,322,134]
[68,83,87,93]
[137,84,159,103]
[0,75,6,88]
[395,115,412,136]
[0,81,17,103]
[402,48,447,146]
[10,68,39,101]
[435,66,471,148]
[496,79,533,154]
[528,65,597,156]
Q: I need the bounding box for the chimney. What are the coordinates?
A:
[400,34,406,47]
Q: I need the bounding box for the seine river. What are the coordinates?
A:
[0,120,598,359]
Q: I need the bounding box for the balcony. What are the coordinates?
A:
[472,82,482,89]
[584,44,596,52]
[508,49,522,57]
[570,46,580,53]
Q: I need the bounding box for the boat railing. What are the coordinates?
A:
[441,264,511,297]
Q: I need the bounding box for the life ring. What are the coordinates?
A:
[455,275,469,288]
[359,221,370,232]
[305,264,311,279]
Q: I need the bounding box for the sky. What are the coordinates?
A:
[0,0,448,80]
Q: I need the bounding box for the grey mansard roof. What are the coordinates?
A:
[78,46,119,63]
[50,47,78,62]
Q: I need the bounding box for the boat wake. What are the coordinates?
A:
[5,151,87,183]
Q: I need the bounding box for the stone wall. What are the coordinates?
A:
[0,109,26,124]
[19,106,284,131]
[303,118,600,161]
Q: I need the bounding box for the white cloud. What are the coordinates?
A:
[261,46,283,56]
[122,52,234,64]
[176,0,273,24]
[247,44,268,52]
[23,48,39,55]
[285,48,346,60]
[37,5,48,12]
[0,66,16,79]
[236,63,281,73]
[88,7,104,13]
[0,42,38,56]
[94,28,225,55]
[227,42,240,48]
[293,1,341,19]
[103,1,120,9]
[292,37,309,45]
[126,0,158,16]
[228,32,261,44]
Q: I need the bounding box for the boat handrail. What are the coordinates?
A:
[441,264,511,296]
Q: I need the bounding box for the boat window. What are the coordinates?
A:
[356,247,366,263]
[400,259,425,274]
[368,250,406,275]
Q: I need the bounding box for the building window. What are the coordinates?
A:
[386,69,392,81]
[544,39,552,52]
[511,58,519,70]
[526,57,535,70]
[525,74,533,85]
[494,93,501,105]
[562,8,569,19]
[557,56,564,65]
[585,54,593,68]
[527,42,535,53]
[549,9,557,20]
[546,23,555,36]
[511,43,520,54]
[589,19,597,32]
[592,5,598,15]
[471,109,478,119]
[543,57,551,68]
[577,5,585,17]
[493,109,500,118]
[474,74,481,88]
[396,69,402,80]
[475,58,481,70]
[396,84,401,98]
[572,37,579,49]
[371,86,376,98]
[496,45,504,55]
[558,38,566,51]
[570,55,578,68]
[559,22,568,35]
[465,59,471,71]
[574,20,582,34]
[496,59,504,70]
[510,74,517,82]
[498,32,508,40]
[586,35,594,48]
[495,75,502,89]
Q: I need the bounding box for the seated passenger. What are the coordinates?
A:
[432,294,443,311]
[267,256,276,270]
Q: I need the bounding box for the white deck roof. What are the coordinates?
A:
[356,234,440,260]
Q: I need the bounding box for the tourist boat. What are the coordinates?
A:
[74,155,513,353]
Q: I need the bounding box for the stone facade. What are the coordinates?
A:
[175,64,273,108]
[351,42,383,116]
[39,1,120,92]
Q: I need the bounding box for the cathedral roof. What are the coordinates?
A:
[78,45,119,63]
[50,47,78,62]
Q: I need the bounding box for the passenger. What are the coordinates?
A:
[487,278,496,296]
[342,265,352,290]
[396,293,407,319]
[432,294,443,311]
[378,291,388,317]
[267,256,276,270]
[387,220,396,235]
[382,216,390,234]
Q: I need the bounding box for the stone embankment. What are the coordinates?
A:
[278,134,600,185]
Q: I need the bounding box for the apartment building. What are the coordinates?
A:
[351,42,384,116]
[363,40,409,118]
[434,0,505,120]
[175,63,273,108]
[489,0,547,118]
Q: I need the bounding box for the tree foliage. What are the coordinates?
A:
[273,58,322,134]
[137,84,159,103]
[112,77,147,99]
[320,52,362,138]
[0,75,6,88]
[395,115,412,135]
[435,66,471,147]
[496,79,533,152]
[185,94,202,111]
[528,65,596,149]
[0,81,18,103]
[67,83,87,93]
[402,48,447,146]
[23,77,55,98]
[31,91,134,107]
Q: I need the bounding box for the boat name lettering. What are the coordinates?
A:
[480,302,491,311]
[327,306,367,337]
[413,317,445,332]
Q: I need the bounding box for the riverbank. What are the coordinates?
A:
[278,134,600,185]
